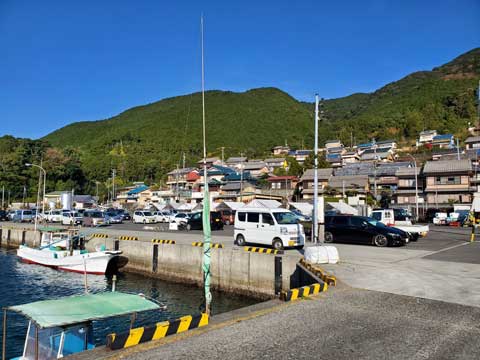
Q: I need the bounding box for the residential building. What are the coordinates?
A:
[116,184,149,205]
[325,140,343,150]
[465,136,480,150]
[241,162,269,177]
[272,145,290,156]
[73,195,97,209]
[417,130,438,147]
[423,160,473,206]
[326,153,343,167]
[217,181,257,203]
[395,167,423,205]
[225,157,248,169]
[432,134,454,149]
[299,168,333,199]
[166,167,196,191]
[196,157,221,168]
[288,150,312,164]
[341,151,359,165]
[359,148,395,162]
[264,158,286,172]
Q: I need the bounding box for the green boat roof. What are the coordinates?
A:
[38,226,68,232]
[8,292,159,328]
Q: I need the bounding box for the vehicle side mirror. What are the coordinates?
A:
[361,222,368,228]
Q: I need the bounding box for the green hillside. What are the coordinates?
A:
[1,48,478,202]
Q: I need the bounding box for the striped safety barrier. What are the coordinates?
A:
[92,233,108,238]
[106,313,208,350]
[118,235,139,241]
[300,259,337,286]
[191,242,224,249]
[243,246,283,255]
[151,239,176,245]
[281,283,328,301]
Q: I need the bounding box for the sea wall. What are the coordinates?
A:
[1,227,301,299]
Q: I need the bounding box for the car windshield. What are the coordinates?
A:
[273,212,298,224]
[143,212,152,216]
[88,212,103,218]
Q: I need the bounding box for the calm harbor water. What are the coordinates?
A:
[0,248,258,359]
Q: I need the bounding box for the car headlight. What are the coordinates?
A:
[280,227,288,235]
[387,233,400,238]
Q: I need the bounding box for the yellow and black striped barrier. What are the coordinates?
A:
[300,259,337,286]
[243,246,283,255]
[191,242,224,249]
[106,313,208,350]
[118,235,139,241]
[281,283,327,301]
[92,233,108,238]
[151,239,176,245]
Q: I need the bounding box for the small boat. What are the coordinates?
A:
[17,227,128,275]
[3,292,160,359]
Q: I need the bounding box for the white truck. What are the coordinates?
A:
[371,209,429,241]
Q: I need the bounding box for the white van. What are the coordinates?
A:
[133,210,157,224]
[234,208,305,250]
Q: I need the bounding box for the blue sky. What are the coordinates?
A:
[0,0,478,139]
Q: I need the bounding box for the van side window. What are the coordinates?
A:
[238,212,246,221]
[371,212,381,221]
[247,212,259,223]
[262,213,275,225]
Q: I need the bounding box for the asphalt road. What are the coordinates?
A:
[105,286,480,360]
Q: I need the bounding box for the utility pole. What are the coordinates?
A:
[313,95,319,244]
[456,138,460,161]
[112,169,116,203]
[1,186,4,209]
[220,147,225,165]
[183,152,186,169]
[373,138,378,200]
[239,152,244,203]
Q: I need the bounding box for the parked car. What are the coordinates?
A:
[7,210,15,221]
[105,211,123,224]
[186,211,224,231]
[152,211,167,223]
[115,209,131,221]
[0,210,8,221]
[61,211,83,226]
[12,210,34,223]
[45,210,64,223]
[133,210,156,224]
[324,215,408,247]
[170,213,190,226]
[290,209,311,222]
[83,210,109,227]
[217,209,234,225]
[234,208,305,250]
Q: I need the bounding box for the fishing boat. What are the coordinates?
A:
[17,227,128,275]
[2,292,160,359]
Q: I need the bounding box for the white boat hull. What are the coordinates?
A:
[17,246,128,275]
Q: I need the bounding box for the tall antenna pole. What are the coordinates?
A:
[313,94,319,244]
[200,14,212,316]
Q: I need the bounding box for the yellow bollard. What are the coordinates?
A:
[471,225,476,243]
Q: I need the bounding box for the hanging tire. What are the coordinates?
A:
[373,234,388,247]
[272,238,283,250]
[236,234,246,246]
[324,232,334,243]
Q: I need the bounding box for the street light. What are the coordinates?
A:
[406,155,419,222]
[25,163,46,232]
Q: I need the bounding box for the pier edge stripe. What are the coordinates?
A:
[280,283,328,301]
[106,313,209,350]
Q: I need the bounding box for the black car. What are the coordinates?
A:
[324,215,408,247]
[186,211,224,231]
[114,209,131,221]
[0,210,7,221]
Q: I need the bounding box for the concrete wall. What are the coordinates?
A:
[1,227,301,299]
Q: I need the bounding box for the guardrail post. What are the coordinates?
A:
[274,256,282,295]
[21,230,26,245]
[6,229,11,248]
[152,244,159,273]
[114,240,119,251]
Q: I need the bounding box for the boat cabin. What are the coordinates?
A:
[3,292,159,359]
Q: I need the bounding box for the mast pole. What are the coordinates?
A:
[201,14,212,316]
[313,94,319,244]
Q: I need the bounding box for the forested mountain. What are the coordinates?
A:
[0,48,478,202]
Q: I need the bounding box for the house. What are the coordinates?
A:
[326,153,343,167]
[241,162,269,177]
[341,151,359,165]
[166,167,196,191]
[264,158,286,172]
[272,145,290,156]
[376,140,397,149]
[423,160,473,206]
[196,157,221,168]
[327,175,369,195]
[225,157,248,168]
[325,140,343,150]
[73,195,97,209]
[395,167,423,206]
[217,181,257,203]
[266,176,298,191]
[465,136,480,150]
[417,130,438,147]
[432,134,454,149]
[360,148,395,162]
[299,168,333,199]
[288,150,312,164]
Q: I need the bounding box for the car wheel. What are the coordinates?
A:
[324,231,334,243]
[373,234,388,247]
[272,238,284,250]
[236,234,246,246]
[143,219,146,224]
